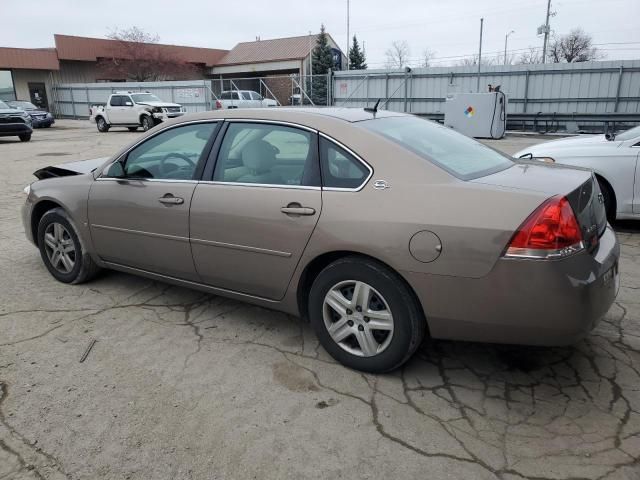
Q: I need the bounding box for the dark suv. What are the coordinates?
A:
[0,100,33,141]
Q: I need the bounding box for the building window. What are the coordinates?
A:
[0,70,16,101]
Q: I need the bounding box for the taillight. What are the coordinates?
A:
[505,195,584,259]
[215,100,222,109]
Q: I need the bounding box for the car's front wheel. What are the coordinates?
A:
[19,133,31,142]
[309,257,426,373]
[141,116,153,131]
[37,208,100,284]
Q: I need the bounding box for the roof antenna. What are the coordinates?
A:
[364,98,381,114]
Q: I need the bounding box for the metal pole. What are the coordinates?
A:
[346,0,350,71]
[477,18,484,92]
[504,31,514,65]
[542,0,551,64]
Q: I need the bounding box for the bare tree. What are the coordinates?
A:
[385,40,411,69]
[456,54,495,67]
[548,28,601,63]
[97,26,199,81]
[421,48,436,68]
[517,47,543,65]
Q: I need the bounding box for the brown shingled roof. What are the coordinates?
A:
[217,34,324,66]
[0,47,60,70]
[54,34,228,67]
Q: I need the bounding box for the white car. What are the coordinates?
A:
[514,126,640,221]
[214,90,278,109]
[90,92,185,133]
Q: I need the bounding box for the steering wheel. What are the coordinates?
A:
[159,152,196,177]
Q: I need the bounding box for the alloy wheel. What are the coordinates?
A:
[322,280,394,357]
[43,222,76,274]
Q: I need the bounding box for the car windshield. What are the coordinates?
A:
[9,101,36,109]
[615,125,640,141]
[361,116,513,180]
[131,93,162,103]
[0,100,9,109]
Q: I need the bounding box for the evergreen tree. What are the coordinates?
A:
[349,35,367,70]
[308,24,334,105]
[312,24,334,74]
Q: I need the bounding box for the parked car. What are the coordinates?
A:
[89,92,185,133]
[214,90,278,109]
[7,100,55,128]
[22,108,619,373]
[0,100,33,142]
[514,126,640,221]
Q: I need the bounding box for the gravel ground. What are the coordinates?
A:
[1,120,639,480]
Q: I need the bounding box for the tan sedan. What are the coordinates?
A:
[22,108,619,372]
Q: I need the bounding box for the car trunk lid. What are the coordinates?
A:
[472,161,608,252]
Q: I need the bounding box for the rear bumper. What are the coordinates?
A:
[403,225,620,346]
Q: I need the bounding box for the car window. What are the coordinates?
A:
[214,122,317,186]
[361,116,513,180]
[231,92,239,100]
[109,96,122,107]
[220,92,230,100]
[251,92,263,101]
[241,92,252,100]
[123,123,216,180]
[320,138,370,189]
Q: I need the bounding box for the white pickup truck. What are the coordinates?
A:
[214,90,278,109]
[90,92,185,133]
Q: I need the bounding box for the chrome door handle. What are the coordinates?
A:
[158,196,184,205]
[281,204,316,216]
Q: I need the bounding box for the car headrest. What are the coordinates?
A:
[242,140,276,173]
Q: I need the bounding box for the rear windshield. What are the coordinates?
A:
[361,116,513,180]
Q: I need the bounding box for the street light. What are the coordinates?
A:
[504,30,515,65]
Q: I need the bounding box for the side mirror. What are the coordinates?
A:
[104,162,125,178]
[125,101,133,107]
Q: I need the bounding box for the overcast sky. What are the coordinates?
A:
[2,0,639,67]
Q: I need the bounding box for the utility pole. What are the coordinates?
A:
[477,17,483,92]
[346,0,350,70]
[541,0,552,63]
[504,30,515,65]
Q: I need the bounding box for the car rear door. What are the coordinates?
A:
[189,121,322,300]
[88,121,219,280]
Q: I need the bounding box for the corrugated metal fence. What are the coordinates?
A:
[52,60,640,131]
[52,79,213,118]
[333,60,640,115]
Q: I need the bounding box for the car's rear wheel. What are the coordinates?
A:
[96,117,109,132]
[37,208,100,284]
[596,177,616,222]
[141,116,153,131]
[308,257,426,373]
[19,133,31,142]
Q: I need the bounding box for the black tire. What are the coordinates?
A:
[597,177,616,222]
[127,126,139,132]
[19,133,31,142]
[308,256,426,373]
[141,116,153,131]
[44,124,51,128]
[96,117,109,133]
[37,208,100,284]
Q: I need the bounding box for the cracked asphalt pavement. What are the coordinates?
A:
[1,122,639,479]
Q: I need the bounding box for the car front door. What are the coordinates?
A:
[88,121,219,280]
[190,121,322,300]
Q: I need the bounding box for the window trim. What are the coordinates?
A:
[204,119,321,190]
[318,132,373,192]
[97,120,221,182]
